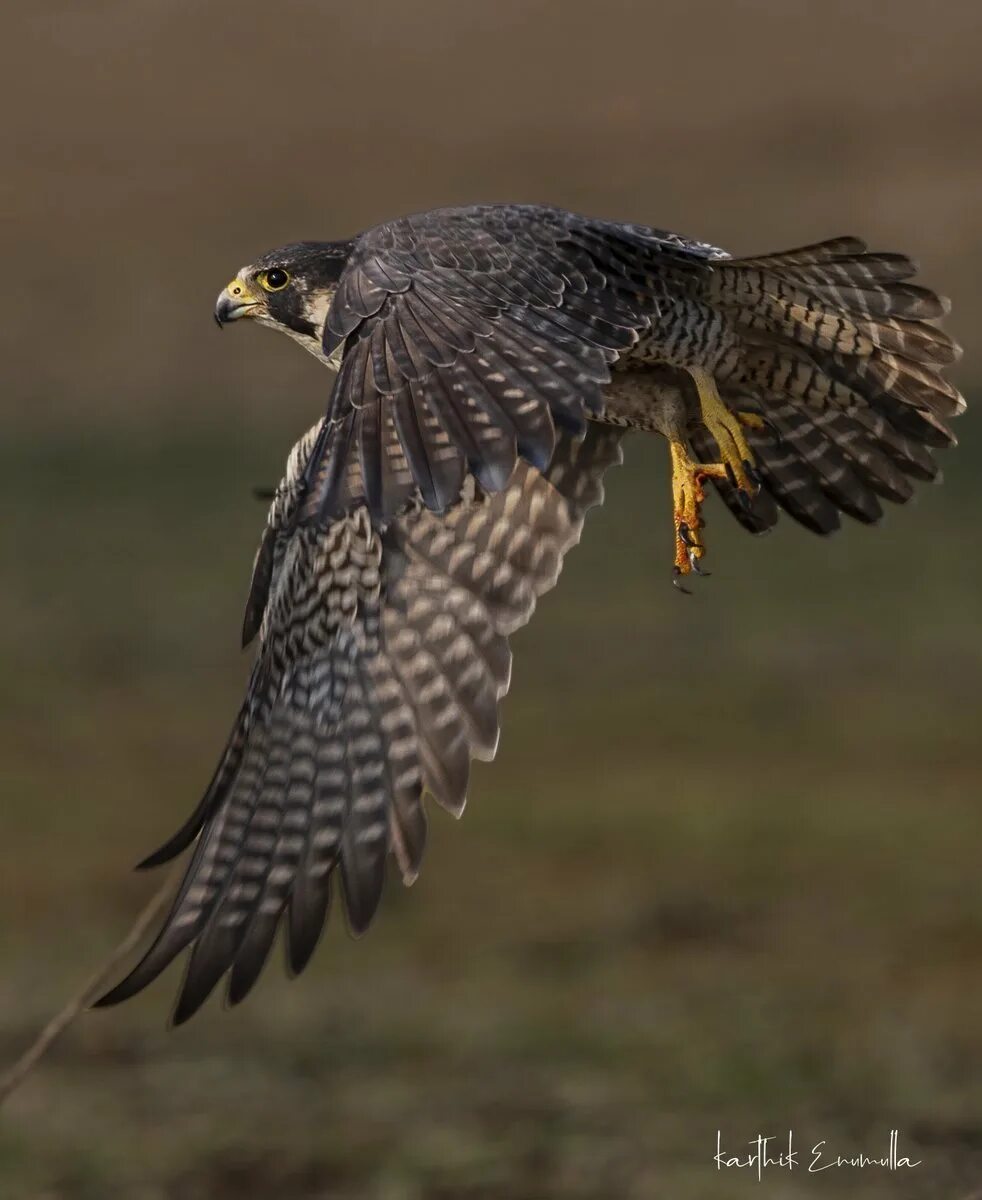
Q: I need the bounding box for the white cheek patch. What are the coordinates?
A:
[255,310,339,368]
[285,284,340,366]
[303,288,335,332]
[248,278,342,369]
[282,324,340,368]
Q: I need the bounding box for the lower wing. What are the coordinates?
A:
[94,423,624,1023]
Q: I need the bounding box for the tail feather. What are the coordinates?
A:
[696,371,952,538]
[690,418,842,536]
[732,236,868,266]
[715,273,957,365]
[776,251,921,288]
[821,348,964,417]
[808,409,914,505]
[713,240,962,425]
[741,428,841,535]
[706,240,962,533]
[850,407,939,482]
[765,403,883,524]
[747,354,957,450]
[785,281,947,322]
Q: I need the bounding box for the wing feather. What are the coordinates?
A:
[310,205,704,521]
[94,422,624,1019]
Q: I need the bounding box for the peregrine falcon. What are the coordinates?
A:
[96,204,963,1022]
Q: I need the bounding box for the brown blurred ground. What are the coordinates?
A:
[2,3,982,1198]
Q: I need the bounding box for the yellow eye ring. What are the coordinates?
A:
[258,267,290,292]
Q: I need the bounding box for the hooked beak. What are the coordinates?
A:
[214,278,261,328]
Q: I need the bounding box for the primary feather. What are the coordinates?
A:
[96,422,623,1022]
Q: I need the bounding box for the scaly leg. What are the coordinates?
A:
[687,367,761,495]
[669,438,728,588]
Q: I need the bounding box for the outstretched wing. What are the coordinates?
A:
[95,422,624,1023]
[301,204,714,525]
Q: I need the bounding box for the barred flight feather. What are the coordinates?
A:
[95,422,623,1021]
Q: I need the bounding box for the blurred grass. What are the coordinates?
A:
[2,411,982,1198]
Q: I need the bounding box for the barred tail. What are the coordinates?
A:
[700,239,962,535]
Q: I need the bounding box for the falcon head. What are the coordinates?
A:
[214,240,352,362]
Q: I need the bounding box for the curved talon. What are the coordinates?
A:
[743,460,763,489]
[670,439,725,583]
[672,566,693,595]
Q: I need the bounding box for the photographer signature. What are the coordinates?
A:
[714,1130,921,1180]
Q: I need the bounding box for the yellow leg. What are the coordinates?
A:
[688,368,761,494]
[669,438,728,587]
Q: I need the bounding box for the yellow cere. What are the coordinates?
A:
[225,278,253,299]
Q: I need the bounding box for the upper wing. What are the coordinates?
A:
[95,421,624,1023]
[300,204,713,525]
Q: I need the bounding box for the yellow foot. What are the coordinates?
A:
[670,440,728,590]
[687,368,762,495]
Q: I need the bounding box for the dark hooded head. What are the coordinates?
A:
[214,240,353,361]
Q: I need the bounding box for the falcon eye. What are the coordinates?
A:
[258,267,290,292]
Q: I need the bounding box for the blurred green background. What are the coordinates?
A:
[2,3,981,1198]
